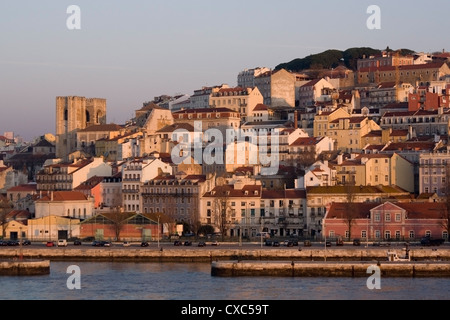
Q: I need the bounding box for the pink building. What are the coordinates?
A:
[324,201,448,241]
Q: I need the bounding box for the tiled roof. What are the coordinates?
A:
[382,142,435,151]
[173,108,236,114]
[74,176,105,191]
[261,189,306,199]
[253,104,269,112]
[204,185,262,198]
[290,137,322,147]
[307,185,407,194]
[157,123,195,133]
[6,210,32,220]
[7,184,37,193]
[36,191,89,202]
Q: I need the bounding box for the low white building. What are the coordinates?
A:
[35,191,95,220]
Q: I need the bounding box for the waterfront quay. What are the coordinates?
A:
[0,242,450,263]
[211,261,450,278]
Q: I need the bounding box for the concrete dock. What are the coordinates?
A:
[0,260,50,276]
[0,247,449,262]
[211,261,450,278]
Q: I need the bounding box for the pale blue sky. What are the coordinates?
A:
[0,0,449,140]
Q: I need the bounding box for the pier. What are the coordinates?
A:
[0,260,50,276]
[211,261,450,277]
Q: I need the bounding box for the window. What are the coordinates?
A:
[207,201,211,207]
[345,231,350,239]
[329,230,335,238]
[425,230,431,237]
[385,213,391,222]
[375,213,381,222]
[375,230,381,239]
[395,231,401,240]
[385,231,391,240]
[241,202,246,207]
[409,231,415,239]
[231,202,236,207]
[443,231,448,239]
[395,213,401,222]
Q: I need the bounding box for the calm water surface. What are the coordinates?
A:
[1,262,449,300]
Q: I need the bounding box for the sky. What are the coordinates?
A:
[1,0,449,141]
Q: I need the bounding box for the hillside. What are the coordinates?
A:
[275,47,415,72]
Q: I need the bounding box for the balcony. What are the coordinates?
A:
[122,189,139,194]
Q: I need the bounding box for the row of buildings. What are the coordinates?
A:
[1,50,450,242]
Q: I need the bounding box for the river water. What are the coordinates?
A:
[1,262,449,300]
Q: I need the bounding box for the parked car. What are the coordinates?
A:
[7,240,19,246]
[92,240,103,247]
[336,237,344,246]
[304,240,312,247]
[211,241,219,246]
[198,241,206,247]
[272,241,280,247]
[184,241,193,246]
[123,241,131,247]
[140,242,149,247]
[421,236,445,247]
[264,240,273,246]
[325,241,332,247]
[102,241,112,247]
[46,241,55,247]
[22,240,32,246]
[353,239,361,246]
[284,240,294,247]
[0,240,8,246]
[174,240,182,246]
[57,239,68,247]
[73,240,82,246]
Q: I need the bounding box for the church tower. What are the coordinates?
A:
[55,96,107,160]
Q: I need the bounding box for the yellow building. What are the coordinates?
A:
[3,220,27,240]
[335,153,414,192]
[28,216,81,241]
[314,108,381,152]
[210,87,263,122]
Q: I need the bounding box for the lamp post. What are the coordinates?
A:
[19,226,23,260]
[324,221,327,262]
[366,214,369,248]
[157,215,160,249]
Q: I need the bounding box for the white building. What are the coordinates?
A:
[35,191,95,220]
[237,67,271,88]
[121,158,173,213]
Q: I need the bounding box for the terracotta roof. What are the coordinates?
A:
[362,131,382,138]
[74,176,105,191]
[36,191,89,202]
[262,189,306,199]
[204,185,262,198]
[301,79,321,88]
[307,185,407,194]
[363,144,387,151]
[290,137,323,147]
[253,104,269,112]
[78,124,123,133]
[6,210,31,221]
[157,123,195,133]
[327,202,446,220]
[7,184,37,193]
[390,129,409,137]
[382,142,435,152]
[173,108,237,114]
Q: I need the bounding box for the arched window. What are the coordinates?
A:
[86,110,90,123]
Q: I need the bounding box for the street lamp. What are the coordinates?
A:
[366,214,369,248]
[157,215,160,249]
[324,221,327,262]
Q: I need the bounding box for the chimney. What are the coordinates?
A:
[51,192,54,201]
[337,154,343,165]
[294,111,298,129]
